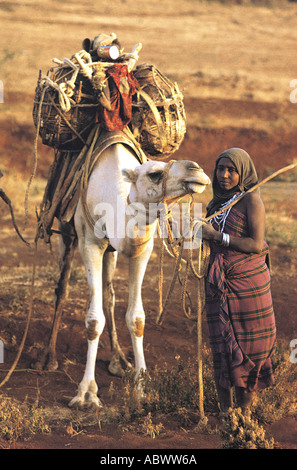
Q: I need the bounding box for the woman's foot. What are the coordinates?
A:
[235,386,253,412]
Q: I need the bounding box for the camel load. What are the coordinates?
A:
[130,64,186,158]
[32,33,186,159]
[31,33,188,244]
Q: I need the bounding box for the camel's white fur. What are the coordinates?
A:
[35,142,210,409]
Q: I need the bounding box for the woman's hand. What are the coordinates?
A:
[201,193,266,254]
[202,221,222,243]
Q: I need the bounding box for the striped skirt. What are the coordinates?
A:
[205,239,276,392]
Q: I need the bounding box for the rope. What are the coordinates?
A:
[157,218,185,325]
[155,201,210,425]
[48,51,93,112]
[40,76,73,113]
[156,203,210,325]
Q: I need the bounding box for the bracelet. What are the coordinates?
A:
[221,232,230,247]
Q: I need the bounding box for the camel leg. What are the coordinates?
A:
[103,250,132,377]
[126,238,154,387]
[69,237,107,409]
[34,223,77,371]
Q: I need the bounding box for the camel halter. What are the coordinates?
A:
[161,159,176,201]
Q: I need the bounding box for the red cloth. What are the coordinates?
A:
[96,64,138,131]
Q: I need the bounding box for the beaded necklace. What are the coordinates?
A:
[209,192,243,232]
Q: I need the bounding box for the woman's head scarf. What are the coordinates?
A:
[206,148,258,217]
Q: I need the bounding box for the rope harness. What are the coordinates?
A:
[155,161,210,425]
[156,195,211,326]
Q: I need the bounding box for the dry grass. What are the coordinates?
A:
[99,340,297,445]
[220,407,275,449]
[0,393,50,443]
[0,339,295,444]
[0,0,296,449]
[261,182,297,250]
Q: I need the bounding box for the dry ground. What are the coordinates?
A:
[0,0,297,451]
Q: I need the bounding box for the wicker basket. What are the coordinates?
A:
[130,64,186,159]
[33,66,98,151]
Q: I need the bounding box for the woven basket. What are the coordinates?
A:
[33,67,98,151]
[130,64,186,159]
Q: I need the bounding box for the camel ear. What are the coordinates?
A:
[122,168,138,183]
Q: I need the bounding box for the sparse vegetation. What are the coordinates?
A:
[1,0,297,449]
[121,412,164,439]
[139,348,218,415]
[0,394,50,443]
[0,340,295,445]
[96,341,297,446]
[265,214,297,250]
[251,341,297,424]
[261,182,297,250]
[220,408,275,449]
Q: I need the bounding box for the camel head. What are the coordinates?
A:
[122,160,210,205]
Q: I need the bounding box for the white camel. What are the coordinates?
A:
[35,139,210,409]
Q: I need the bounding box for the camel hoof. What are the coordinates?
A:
[31,354,58,371]
[136,388,146,402]
[32,360,44,371]
[108,353,133,377]
[68,379,102,410]
[44,358,59,371]
[108,358,125,377]
[68,394,103,410]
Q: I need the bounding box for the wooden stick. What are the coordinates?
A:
[205,162,297,223]
[0,189,30,246]
[197,247,205,421]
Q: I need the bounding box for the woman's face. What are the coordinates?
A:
[216,157,240,192]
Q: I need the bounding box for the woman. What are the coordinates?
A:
[202,148,276,413]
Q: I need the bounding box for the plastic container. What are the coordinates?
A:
[96,45,120,60]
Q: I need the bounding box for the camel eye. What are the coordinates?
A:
[148,171,163,183]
